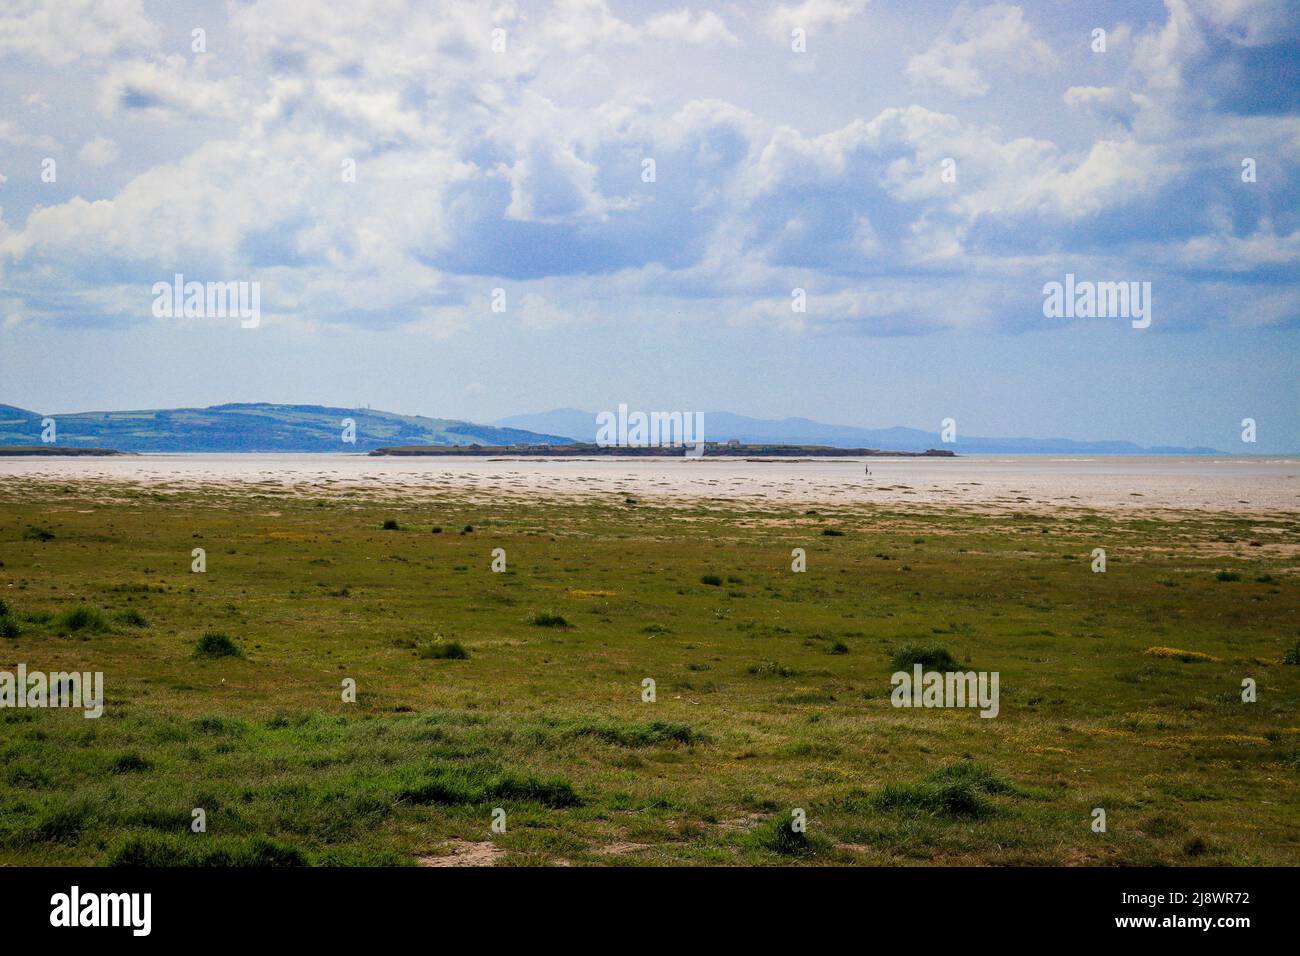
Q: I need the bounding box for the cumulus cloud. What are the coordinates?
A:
[644,9,739,46]
[0,0,1294,339]
[1064,86,1147,127]
[763,0,870,42]
[542,0,737,53]
[77,136,118,167]
[97,55,243,121]
[905,4,1052,98]
[0,119,58,151]
[0,0,160,65]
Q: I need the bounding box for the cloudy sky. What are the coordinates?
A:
[0,0,1296,450]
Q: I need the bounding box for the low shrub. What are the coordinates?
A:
[889,643,962,672]
[194,632,243,659]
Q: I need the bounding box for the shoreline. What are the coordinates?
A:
[1,455,1296,518]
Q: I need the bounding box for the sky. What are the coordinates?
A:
[0,0,1297,451]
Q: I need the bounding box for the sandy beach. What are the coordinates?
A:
[2,454,1296,516]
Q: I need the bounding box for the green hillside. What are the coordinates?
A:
[0,403,571,452]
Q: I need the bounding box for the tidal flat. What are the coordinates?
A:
[1,473,1297,866]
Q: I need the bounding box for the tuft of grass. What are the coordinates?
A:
[872,762,1016,819]
[194,631,244,659]
[821,528,844,537]
[399,766,580,808]
[700,574,723,586]
[0,616,19,639]
[116,608,149,628]
[889,643,962,672]
[430,526,442,534]
[55,605,110,634]
[926,762,1018,795]
[565,719,704,747]
[416,638,469,660]
[1215,570,1241,582]
[1145,646,1218,663]
[528,611,570,628]
[1140,813,1184,837]
[107,833,307,867]
[752,813,819,856]
[827,640,850,655]
[747,660,796,677]
[109,753,152,774]
[1283,640,1300,666]
[23,526,55,541]
[381,518,400,530]
[32,802,92,844]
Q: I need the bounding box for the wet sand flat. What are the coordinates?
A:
[2,454,1296,516]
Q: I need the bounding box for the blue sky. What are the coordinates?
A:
[0,0,1297,451]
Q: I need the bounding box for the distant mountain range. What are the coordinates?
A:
[0,401,1223,454]
[0,403,569,452]
[496,408,1223,455]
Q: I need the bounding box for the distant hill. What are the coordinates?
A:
[0,403,571,452]
[0,401,1227,454]
[495,409,1222,455]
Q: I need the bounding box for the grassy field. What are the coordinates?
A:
[1,476,1297,866]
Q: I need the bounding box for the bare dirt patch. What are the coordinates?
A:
[417,840,505,867]
[594,841,653,856]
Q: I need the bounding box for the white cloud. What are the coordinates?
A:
[763,0,870,42]
[905,4,1052,98]
[644,9,739,46]
[515,293,574,330]
[0,0,160,65]
[506,133,607,223]
[542,1,739,52]
[1064,86,1147,127]
[541,0,638,53]
[0,119,59,152]
[77,136,119,167]
[97,55,243,121]
[0,0,1293,340]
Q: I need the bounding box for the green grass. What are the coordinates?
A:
[528,612,569,628]
[54,605,110,634]
[0,476,1297,866]
[889,643,962,672]
[117,608,149,628]
[416,638,469,660]
[871,763,1021,819]
[752,813,821,856]
[193,632,243,659]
